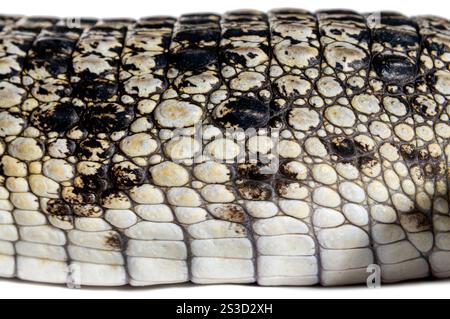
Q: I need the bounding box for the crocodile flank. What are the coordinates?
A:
[0,9,449,287]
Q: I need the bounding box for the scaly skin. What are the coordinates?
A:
[0,9,449,287]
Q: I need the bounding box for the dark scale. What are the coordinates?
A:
[82,103,134,133]
[236,180,273,200]
[411,94,441,118]
[329,136,357,158]
[372,54,417,83]
[76,136,115,160]
[62,186,97,205]
[45,199,72,216]
[213,96,269,129]
[31,102,79,132]
[74,173,109,192]
[237,161,275,180]
[110,161,146,189]
[73,162,109,191]
[173,47,217,71]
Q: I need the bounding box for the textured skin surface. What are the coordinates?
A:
[0,9,449,286]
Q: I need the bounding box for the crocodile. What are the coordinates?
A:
[0,9,449,287]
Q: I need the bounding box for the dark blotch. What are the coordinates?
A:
[330,137,356,158]
[237,161,274,180]
[46,199,71,216]
[214,96,269,129]
[222,28,269,39]
[172,48,217,71]
[110,162,145,189]
[76,137,115,161]
[373,29,419,48]
[83,103,134,133]
[400,144,417,161]
[62,187,97,205]
[74,175,109,192]
[237,180,272,200]
[174,28,220,44]
[31,102,79,132]
[372,54,417,83]
[105,233,123,250]
[75,77,118,101]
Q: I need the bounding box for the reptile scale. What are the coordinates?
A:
[0,9,449,287]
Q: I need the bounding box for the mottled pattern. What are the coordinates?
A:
[0,9,449,287]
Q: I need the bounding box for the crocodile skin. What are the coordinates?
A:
[0,9,449,286]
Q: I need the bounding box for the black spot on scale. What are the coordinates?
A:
[35,86,49,96]
[15,26,43,33]
[270,8,307,15]
[105,233,123,250]
[151,54,168,70]
[329,28,342,35]
[268,116,283,129]
[76,18,99,26]
[213,96,269,129]
[90,25,127,33]
[372,54,417,84]
[425,71,438,88]
[102,18,136,25]
[49,26,83,34]
[247,51,257,59]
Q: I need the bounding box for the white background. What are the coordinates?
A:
[0,0,448,18]
[1,0,450,299]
